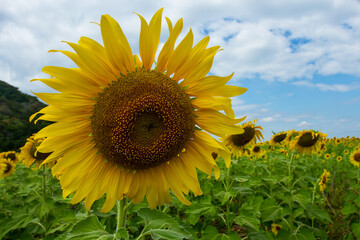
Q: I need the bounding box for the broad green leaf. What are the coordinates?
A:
[247,231,271,240]
[211,233,230,240]
[65,216,112,240]
[304,203,332,223]
[342,204,357,216]
[351,223,360,238]
[234,214,260,231]
[296,227,315,240]
[138,208,191,240]
[201,225,219,240]
[187,214,201,225]
[184,203,215,215]
[260,198,282,222]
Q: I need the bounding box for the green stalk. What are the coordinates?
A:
[42,165,46,200]
[225,164,232,234]
[116,198,133,233]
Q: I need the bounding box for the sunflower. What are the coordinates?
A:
[336,156,342,162]
[0,151,19,164]
[324,153,330,160]
[269,131,288,146]
[319,169,330,192]
[349,149,360,167]
[0,158,16,178]
[224,119,263,158]
[290,130,327,154]
[271,224,282,235]
[30,9,247,212]
[250,145,263,155]
[19,134,53,168]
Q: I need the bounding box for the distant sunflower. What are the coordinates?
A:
[269,131,288,146]
[336,156,342,162]
[319,169,330,192]
[30,9,247,212]
[19,134,53,168]
[324,153,330,159]
[0,158,16,178]
[290,130,327,154]
[0,151,19,164]
[271,224,282,235]
[349,150,360,167]
[225,119,263,158]
[251,145,263,155]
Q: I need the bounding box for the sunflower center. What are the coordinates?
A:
[91,70,195,170]
[297,132,319,147]
[5,153,16,161]
[273,133,286,143]
[30,141,52,161]
[231,126,255,147]
[354,153,360,162]
[4,163,11,174]
[253,146,261,152]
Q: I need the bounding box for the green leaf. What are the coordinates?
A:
[138,208,191,240]
[187,214,201,225]
[234,214,260,231]
[66,216,112,240]
[115,227,129,240]
[260,198,282,222]
[201,225,219,239]
[351,223,360,238]
[304,203,332,223]
[247,231,271,240]
[342,204,357,216]
[296,227,316,240]
[185,203,215,215]
[211,233,230,240]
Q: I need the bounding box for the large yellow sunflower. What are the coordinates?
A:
[30,9,247,212]
[19,134,53,168]
[349,149,360,167]
[224,119,263,158]
[0,158,16,178]
[290,130,327,155]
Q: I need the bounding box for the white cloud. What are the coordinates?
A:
[297,121,312,127]
[292,80,359,92]
[262,116,275,122]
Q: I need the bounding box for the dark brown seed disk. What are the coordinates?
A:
[91,70,195,170]
[231,126,255,147]
[273,133,287,143]
[297,132,319,147]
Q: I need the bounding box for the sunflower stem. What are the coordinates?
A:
[42,165,46,200]
[225,164,232,234]
[116,198,132,233]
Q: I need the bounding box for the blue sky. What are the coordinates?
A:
[0,0,359,140]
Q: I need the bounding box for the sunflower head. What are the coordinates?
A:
[30,9,247,212]
[0,151,19,163]
[269,131,288,146]
[225,119,263,158]
[350,149,360,167]
[319,169,330,192]
[0,158,16,178]
[290,130,327,154]
[271,224,282,235]
[19,134,53,168]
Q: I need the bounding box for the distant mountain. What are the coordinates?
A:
[0,80,49,152]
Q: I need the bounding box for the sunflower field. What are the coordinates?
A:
[1,8,360,240]
[1,134,360,239]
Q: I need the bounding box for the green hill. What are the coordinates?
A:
[0,80,49,152]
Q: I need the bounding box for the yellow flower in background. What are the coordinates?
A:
[319,169,330,192]
[269,131,288,146]
[271,224,282,235]
[336,156,342,162]
[350,149,360,167]
[324,153,330,159]
[30,9,247,212]
[225,119,263,158]
[290,130,327,154]
[0,158,16,178]
[19,134,53,168]
[0,151,19,164]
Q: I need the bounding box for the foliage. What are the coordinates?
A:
[1,137,359,239]
[0,80,49,152]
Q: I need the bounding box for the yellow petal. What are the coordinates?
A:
[186,73,234,95]
[192,96,234,118]
[206,85,247,97]
[100,15,134,74]
[196,109,245,137]
[166,29,193,76]
[157,18,183,73]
